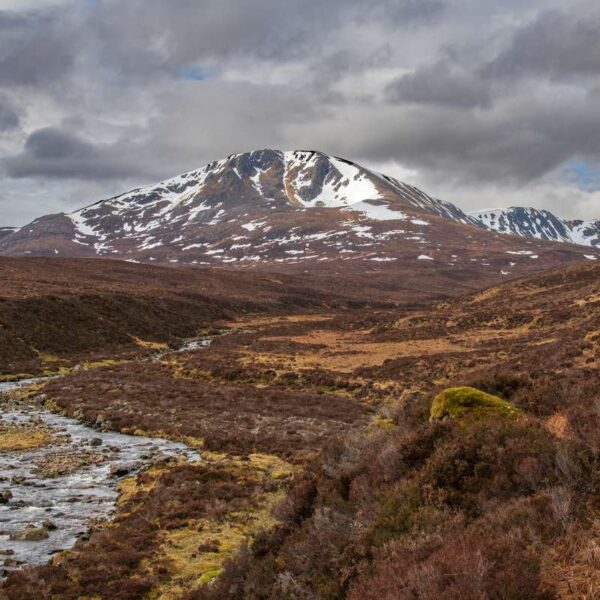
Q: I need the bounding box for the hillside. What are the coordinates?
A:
[0,257,375,377]
[0,227,16,240]
[0,245,597,380]
[0,252,512,378]
[3,260,599,598]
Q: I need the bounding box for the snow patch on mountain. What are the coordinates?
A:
[344,200,408,221]
[283,152,382,209]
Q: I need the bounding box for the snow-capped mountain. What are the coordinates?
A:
[62,149,480,252]
[0,150,596,278]
[472,207,600,248]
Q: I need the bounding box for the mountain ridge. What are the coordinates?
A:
[0,150,597,274]
[471,206,600,248]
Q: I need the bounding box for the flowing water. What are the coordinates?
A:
[0,337,214,577]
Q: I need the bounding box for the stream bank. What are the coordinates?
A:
[0,335,219,576]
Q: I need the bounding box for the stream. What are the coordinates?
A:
[0,336,215,577]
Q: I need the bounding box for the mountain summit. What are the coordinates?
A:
[0,150,597,278]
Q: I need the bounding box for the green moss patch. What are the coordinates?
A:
[430,386,519,421]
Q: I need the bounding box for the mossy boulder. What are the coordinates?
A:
[430,386,519,421]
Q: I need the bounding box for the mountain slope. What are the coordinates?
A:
[0,226,17,240]
[472,206,600,248]
[0,150,475,260]
[1,150,597,278]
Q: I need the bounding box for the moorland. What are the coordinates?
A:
[0,256,598,599]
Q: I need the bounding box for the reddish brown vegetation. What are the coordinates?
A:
[2,260,600,599]
[2,462,270,600]
[176,262,600,599]
[0,257,392,376]
[42,361,369,459]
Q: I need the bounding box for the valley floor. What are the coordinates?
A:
[1,261,600,599]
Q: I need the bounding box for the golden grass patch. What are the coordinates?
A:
[130,336,170,351]
[149,493,284,599]
[145,452,295,598]
[258,330,467,372]
[0,425,54,451]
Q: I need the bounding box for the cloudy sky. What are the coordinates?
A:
[1,0,599,225]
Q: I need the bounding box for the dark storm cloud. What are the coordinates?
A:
[4,127,152,180]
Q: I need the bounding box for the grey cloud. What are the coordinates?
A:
[306,85,600,188]
[145,79,320,172]
[3,77,317,183]
[23,128,93,160]
[309,45,394,93]
[0,9,75,86]
[485,9,600,80]
[355,0,445,25]
[0,94,20,130]
[4,127,153,181]
[86,0,444,80]
[386,61,493,108]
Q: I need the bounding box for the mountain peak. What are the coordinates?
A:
[0,150,598,271]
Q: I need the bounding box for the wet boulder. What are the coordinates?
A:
[42,520,57,531]
[109,463,137,478]
[10,525,49,541]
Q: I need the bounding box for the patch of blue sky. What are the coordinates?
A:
[180,65,213,81]
[563,159,600,191]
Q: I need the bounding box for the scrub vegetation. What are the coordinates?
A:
[2,260,600,599]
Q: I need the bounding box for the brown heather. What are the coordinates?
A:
[2,259,600,599]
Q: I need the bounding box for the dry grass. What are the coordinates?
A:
[256,330,464,372]
[0,423,55,451]
[130,336,170,351]
[546,521,600,599]
[545,413,573,440]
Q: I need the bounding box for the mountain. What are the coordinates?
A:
[472,206,600,247]
[0,150,597,279]
[0,227,17,240]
